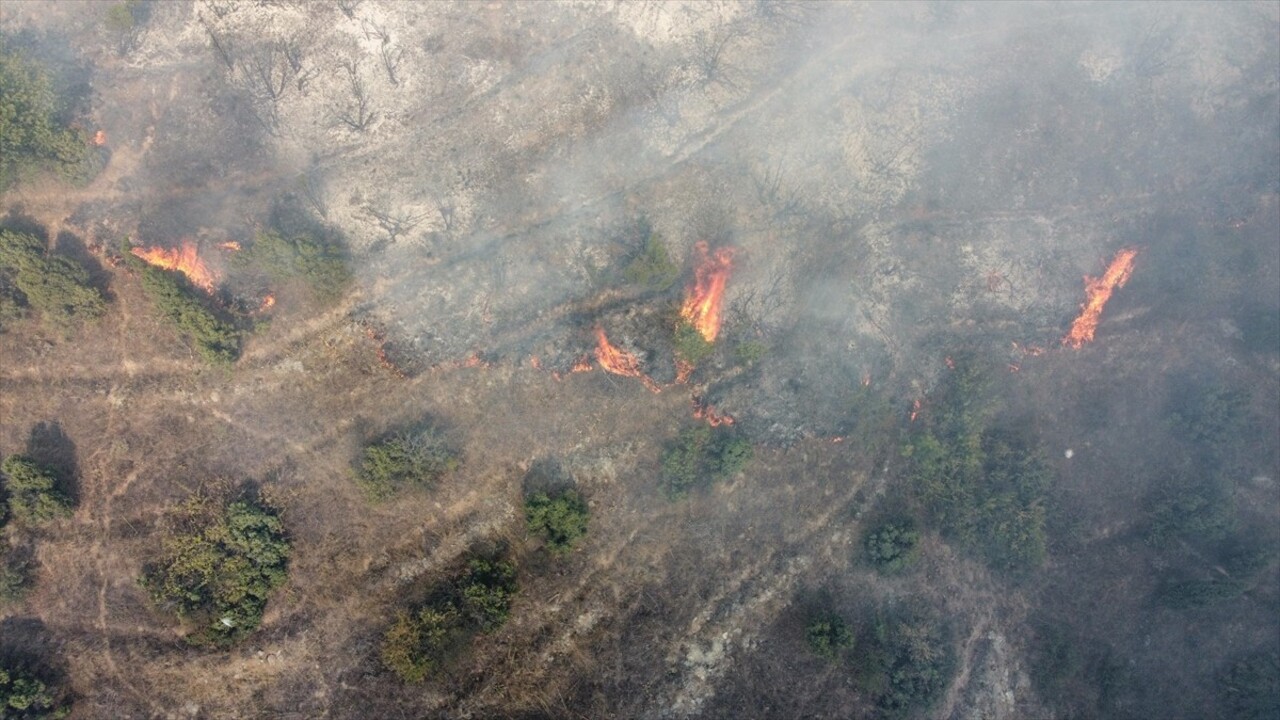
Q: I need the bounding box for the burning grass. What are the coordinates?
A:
[1063,248,1138,348]
[680,241,736,343]
[594,326,661,392]
[130,240,218,293]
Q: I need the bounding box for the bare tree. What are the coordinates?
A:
[362,20,403,86]
[297,166,329,220]
[689,23,748,90]
[333,60,378,132]
[363,204,428,244]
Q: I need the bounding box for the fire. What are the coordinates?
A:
[130,240,218,293]
[692,395,735,426]
[258,294,276,312]
[218,241,242,252]
[909,398,922,423]
[92,130,107,146]
[530,356,542,370]
[594,327,660,392]
[675,360,694,384]
[571,355,593,373]
[680,241,736,342]
[1063,248,1139,349]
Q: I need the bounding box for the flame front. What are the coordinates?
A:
[680,241,736,342]
[218,241,242,252]
[1063,248,1138,349]
[130,240,218,293]
[594,327,660,392]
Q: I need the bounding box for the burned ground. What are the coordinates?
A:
[1,2,1278,719]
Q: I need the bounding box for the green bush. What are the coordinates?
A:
[458,557,518,632]
[673,319,714,364]
[0,48,90,190]
[0,663,69,720]
[141,492,290,647]
[525,489,589,554]
[864,518,921,574]
[903,359,1050,574]
[806,614,853,659]
[0,456,73,524]
[380,554,519,683]
[237,230,352,304]
[380,605,464,683]
[0,230,105,329]
[734,338,767,366]
[355,428,458,500]
[1145,477,1235,547]
[1156,578,1249,609]
[137,262,240,363]
[1220,651,1280,720]
[845,607,955,716]
[660,425,753,499]
[0,545,30,603]
[622,230,679,292]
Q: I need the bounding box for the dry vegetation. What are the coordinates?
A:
[1,2,1278,719]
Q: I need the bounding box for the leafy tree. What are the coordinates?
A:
[806,614,853,660]
[0,230,105,328]
[0,456,73,524]
[236,230,352,304]
[660,425,753,499]
[845,606,955,716]
[525,489,589,554]
[141,492,290,647]
[864,518,922,574]
[1220,651,1280,720]
[622,229,679,292]
[355,428,458,500]
[0,663,69,719]
[457,557,518,632]
[137,262,240,363]
[0,47,89,190]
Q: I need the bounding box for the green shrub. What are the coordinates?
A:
[458,557,518,632]
[660,426,753,499]
[673,319,715,365]
[622,230,679,292]
[1145,477,1235,547]
[734,338,767,366]
[137,262,240,363]
[141,492,290,647]
[903,359,1049,574]
[525,489,589,554]
[0,545,30,603]
[864,518,922,574]
[0,48,90,190]
[355,428,458,500]
[806,614,853,660]
[0,456,73,524]
[238,230,352,304]
[1156,578,1249,609]
[0,663,69,720]
[0,230,105,328]
[380,605,464,683]
[380,554,519,683]
[1220,651,1280,720]
[845,606,955,716]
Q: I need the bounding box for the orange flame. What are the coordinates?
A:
[530,356,542,370]
[692,395,735,426]
[680,242,736,342]
[218,241,242,252]
[571,355,594,373]
[131,240,218,293]
[594,327,660,392]
[92,130,107,146]
[675,360,694,384]
[258,294,276,312]
[1063,248,1139,349]
[909,398,922,423]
